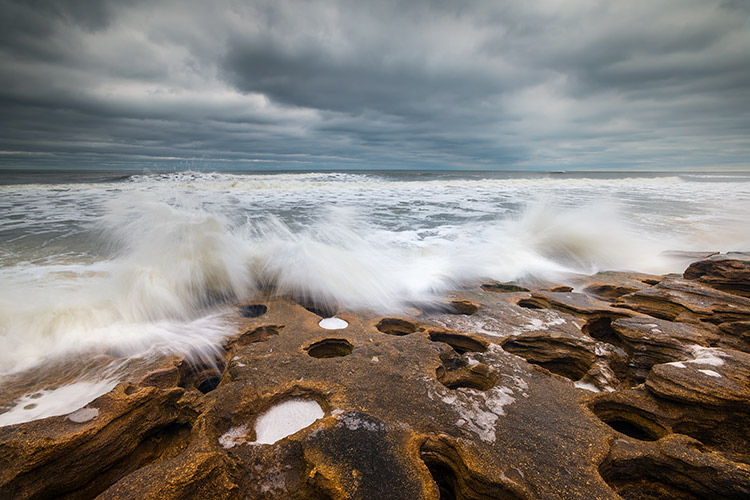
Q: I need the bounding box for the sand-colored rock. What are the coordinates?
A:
[614,278,750,324]
[573,270,664,301]
[2,261,750,499]
[611,317,719,382]
[0,384,193,499]
[684,254,750,297]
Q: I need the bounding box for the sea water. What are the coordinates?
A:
[1,169,749,423]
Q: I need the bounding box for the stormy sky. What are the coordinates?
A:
[0,0,748,171]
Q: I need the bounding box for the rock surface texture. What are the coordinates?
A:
[1,255,749,499]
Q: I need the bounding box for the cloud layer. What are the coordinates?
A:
[1,0,748,170]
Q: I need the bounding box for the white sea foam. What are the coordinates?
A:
[1,171,749,379]
[318,317,349,329]
[253,399,324,445]
[0,380,116,427]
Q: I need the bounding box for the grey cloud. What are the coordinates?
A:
[0,0,749,170]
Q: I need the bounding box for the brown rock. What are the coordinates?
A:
[599,433,750,499]
[573,270,664,301]
[614,278,750,324]
[98,451,240,500]
[611,317,719,382]
[4,258,750,500]
[0,384,192,500]
[684,255,750,297]
[646,348,750,410]
[718,321,750,352]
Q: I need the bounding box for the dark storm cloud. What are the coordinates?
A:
[0,0,748,170]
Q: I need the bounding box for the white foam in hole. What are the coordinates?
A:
[254,399,324,445]
[318,317,348,330]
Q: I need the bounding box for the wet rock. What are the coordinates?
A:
[0,384,192,500]
[614,278,750,324]
[646,347,750,410]
[3,260,750,499]
[573,271,664,301]
[611,317,719,382]
[684,255,750,297]
[519,289,637,319]
[502,329,596,381]
[600,433,750,500]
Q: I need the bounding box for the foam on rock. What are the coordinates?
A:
[0,380,116,427]
[253,399,324,445]
[67,407,99,423]
[318,317,348,330]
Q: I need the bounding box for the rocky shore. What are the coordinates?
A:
[1,253,749,499]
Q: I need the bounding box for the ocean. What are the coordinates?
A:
[1,169,749,425]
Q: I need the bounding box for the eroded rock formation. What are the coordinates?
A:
[1,255,749,499]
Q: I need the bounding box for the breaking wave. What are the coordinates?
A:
[1,171,749,377]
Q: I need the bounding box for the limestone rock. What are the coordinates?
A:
[600,433,750,499]
[573,270,663,301]
[718,321,750,352]
[646,347,750,410]
[3,261,750,500]
[0,384,191,500]
[684,255,750,297]
[614,278,750,324]
[611,317,719,382]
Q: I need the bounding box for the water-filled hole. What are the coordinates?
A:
[305,339,354,358]
[238,304,267,318]
[376,318,419,336]
[253,399,324,444]
[179,360,225,394]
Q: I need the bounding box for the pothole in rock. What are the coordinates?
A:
[305,338,354,358]
[421,300,480,316]
[294,298,339,319]
[480,282,530,293]
[428,330,488,354]
[235,325,283,345]
[179,360,225,394]
[606,420,659,441]
[420,437,524,500]
[436,351,495,391]
[238,304,268,318]
[501,338,593,381]
[437,365,495,391]
[376,318,420,336]
[599,455,712,500]
[446,300,479,315]
[582,316,622,345]
[589,401,668,442]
